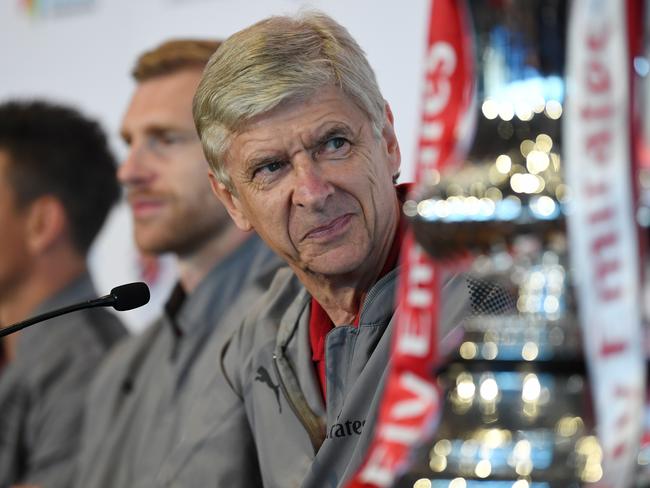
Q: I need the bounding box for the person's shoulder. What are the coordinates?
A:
[83,306,128,338]
[228,267,301,359]
[222,267,303,388]
[237,234,288,290]
[24,305,126,352]
[241,267,303,334]
[12,313,109,380]
[90,318,163,390]
[67,308,128,364]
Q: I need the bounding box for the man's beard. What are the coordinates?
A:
[134,207,230,257]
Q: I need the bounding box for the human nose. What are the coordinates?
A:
[118,142,154,188]
[291,157,334,210]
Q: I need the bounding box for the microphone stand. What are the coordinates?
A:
[0,297,113,338]
[0,282,148,339]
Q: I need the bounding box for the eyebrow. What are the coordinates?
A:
[242,121,358,174]
[271,123,354,156]
[120,125,194,144]
[311,124,355,149]
[239,154,283,183]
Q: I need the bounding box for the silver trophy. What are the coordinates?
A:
[393,1,604,486]
[397,166,597,487]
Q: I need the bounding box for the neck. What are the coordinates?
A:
[177,225,251,293]
[0,248,86,356]
[305,280,369,325]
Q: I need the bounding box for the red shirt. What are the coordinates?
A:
[309,187,408,402]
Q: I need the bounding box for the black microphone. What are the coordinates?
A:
[0,282,150,338]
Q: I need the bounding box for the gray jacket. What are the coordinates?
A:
[0,272,126,488]
[74,235,283,488]
[220,266,473,488]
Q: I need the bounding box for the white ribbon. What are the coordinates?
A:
[565,1,645,486]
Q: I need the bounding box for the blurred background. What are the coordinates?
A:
[0,0,431,332]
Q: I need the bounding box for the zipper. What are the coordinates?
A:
[357,267,399,323]
[273,351,325,453]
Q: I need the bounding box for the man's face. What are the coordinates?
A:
[214,86,401,279]
[119,68,231,256]
[0,151,32,298]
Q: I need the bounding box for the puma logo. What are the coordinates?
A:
[255,366,282,413]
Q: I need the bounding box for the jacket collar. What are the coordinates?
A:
[166,234,274,338]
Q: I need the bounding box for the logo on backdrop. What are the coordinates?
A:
[19,0,96,18]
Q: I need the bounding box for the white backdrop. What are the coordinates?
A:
[0,0,430,331]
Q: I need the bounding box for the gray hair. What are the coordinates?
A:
[193,11,386,191]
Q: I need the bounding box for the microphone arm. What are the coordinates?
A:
[0,300,108,338]
[0,282,150,338]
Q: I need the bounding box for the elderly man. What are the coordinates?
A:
[193,12,470,487]
[0,101,126,488]
[74,39,282,487]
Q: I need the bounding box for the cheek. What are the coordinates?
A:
[256,196,285,231]
[245,192,295,247]
[350,177,394,237]
[0,221,28,270]
[172,164,211,198]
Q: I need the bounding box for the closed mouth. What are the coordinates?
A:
[128,196,166,218]
[303,213,353,241]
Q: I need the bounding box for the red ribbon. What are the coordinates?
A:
[346,1,474,486]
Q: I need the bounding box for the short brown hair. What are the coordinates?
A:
[132,39,222,82]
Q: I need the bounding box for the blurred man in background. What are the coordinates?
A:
[0,100,126,487]
[74,39,282,487]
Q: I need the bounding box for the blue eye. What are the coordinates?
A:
[318,136,351,159]
[324,137,347,152]
[252,160,287,181]
[264,161,284,173]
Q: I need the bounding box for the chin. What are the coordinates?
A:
[307,256,367,278]
[134,235,174,256]
[300,243,371,277]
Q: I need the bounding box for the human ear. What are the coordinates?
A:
[208,171,253,232]
[25,196,66,254]
[382,103,401,178]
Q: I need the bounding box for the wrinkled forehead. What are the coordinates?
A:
[225,87,371,161]
[228,82,377,135]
